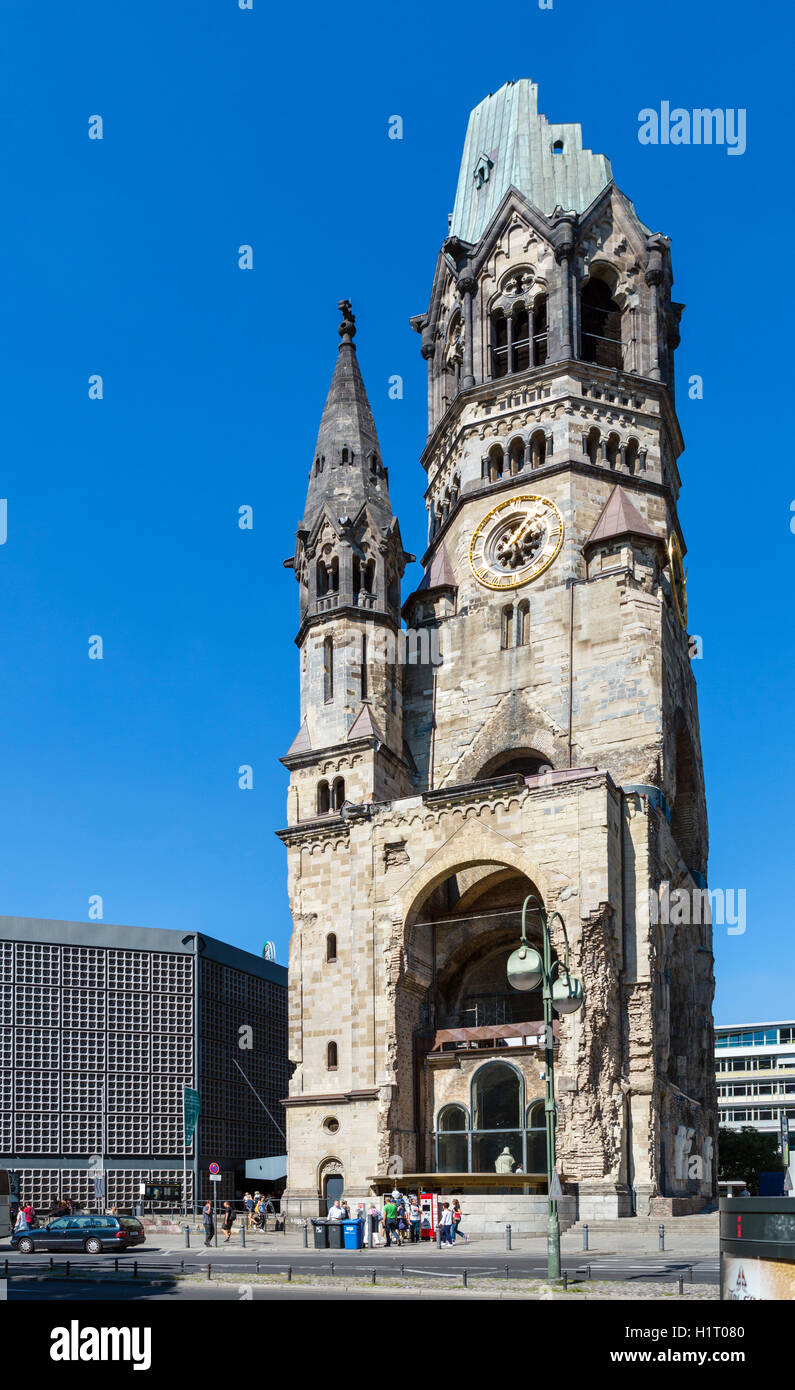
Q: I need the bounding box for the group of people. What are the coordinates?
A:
[201,1193,277,1246]
[326,1190,467,1247]
[242,1191,276,1229]
[12,1197,84,1232]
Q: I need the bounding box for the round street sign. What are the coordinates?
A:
[209,1162,220,1175]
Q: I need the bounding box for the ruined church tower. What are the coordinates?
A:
[280,81,715,1225]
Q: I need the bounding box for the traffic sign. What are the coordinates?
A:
[209,1174,222,1182]
[209,1162,220,1175]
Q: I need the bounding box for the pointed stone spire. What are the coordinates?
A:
[303,301,393,529]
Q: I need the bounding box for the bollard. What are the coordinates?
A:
[287,1266,292,1282]
[689,1265,693,1283]
[206,1263,211,1280]
[114,1258,119,1273]
[658,1223,665,1252]
[240,1224,246,1248]
[256,1261,260,1274]
[563,1271,568,1290]
[400,1263,405,1278]
[678,1275,683,1295]
[582,1223,589,1252]
[436,1225,442,1249]
[370,1268,376,1285]
[302,1221,308,1249]
[462,1269,468,1288]
[330,1261,334,1277]
[133,1261,138,1279]
[505,1264,509,1280]
[49,1257,54,1271]
[65,1261,70,1278]
[183,1224,191,1248]
[587,1265,591,1280]
[505,1223,512,1251]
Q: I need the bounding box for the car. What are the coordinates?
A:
[12,1214,146,1255]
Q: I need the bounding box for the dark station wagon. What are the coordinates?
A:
[12,1214,146,1254]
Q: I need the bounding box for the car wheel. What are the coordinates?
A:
[17,1237,34,1254]
[84,1237,103,1254]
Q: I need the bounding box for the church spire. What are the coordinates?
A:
[303,301,392,528]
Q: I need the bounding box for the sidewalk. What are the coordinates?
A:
[142,1224,718,1260]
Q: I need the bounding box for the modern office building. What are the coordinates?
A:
[716,1021,795,1144]
[0,916,288,1211]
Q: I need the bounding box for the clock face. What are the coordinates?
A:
[469,494,564,590]
[667,531,688,630]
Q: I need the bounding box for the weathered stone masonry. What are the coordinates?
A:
[279,80,715,1221]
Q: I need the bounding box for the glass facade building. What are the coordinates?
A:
[0,917,288,1211]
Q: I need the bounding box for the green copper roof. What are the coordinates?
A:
[450,80,612,243]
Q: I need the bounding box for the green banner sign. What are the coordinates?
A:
[183,1087,201,1145]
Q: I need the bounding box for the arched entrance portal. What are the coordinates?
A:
[396,859,559,1187]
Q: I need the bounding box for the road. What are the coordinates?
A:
[1,1245,719,1293]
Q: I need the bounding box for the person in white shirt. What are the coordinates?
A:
[327,1200,345,1220]
[438,1203,454,1245]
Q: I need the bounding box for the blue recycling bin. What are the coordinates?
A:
[342,1219,365,1250]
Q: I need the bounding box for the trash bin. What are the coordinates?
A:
[327,1219,344,1249]
[312,1219,329,1249]
[342,1219,365,1251]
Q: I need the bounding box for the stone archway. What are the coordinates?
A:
[317,1157,344,1214]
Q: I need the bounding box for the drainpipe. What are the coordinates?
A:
[567,579,575,768]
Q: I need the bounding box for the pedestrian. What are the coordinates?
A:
[202,1199,215,1247]
[450,1199,468,1243]
[438,1202,454,1246]
[255,1195,266,1229]
[14,1205,28,1234]
[383,1195,398,1247]
[327,1199,345,1221]
[409,1194,421,1244]
[341,1197,351,1219]
[221,1201,235,1243]
[367,1203,381,1247]
[244,1192,255,1229]
[23,1200,36,1229]
[396,1201,409,1246]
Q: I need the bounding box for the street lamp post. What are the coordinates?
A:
[507,893,584,1281]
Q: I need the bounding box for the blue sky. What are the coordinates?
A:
[0,0,789,1025]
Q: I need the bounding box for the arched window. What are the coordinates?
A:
[331,776,345,812]
[326,1041,338,1070]
[472,1061,523,1174]
[508,437,524,476]
[580,277,623,368]
[488,444,504,484]
[526,1101,546,1173]
[326,933,337,963]
[323,636,334,702]
[317,781,330,815]
[433,1065,548,1177]
[437,1105,469,1173]
[513,308,531,373]
[341,447,350,464]
[533,294,548,365]
[552,139,564,155]
[517,600,530,646]
[606,432,621,468]
[501,605,513,650]
[585,427,600,466]
[530,429,546,469]
[492,311,509,378]
[625,438,640,474]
